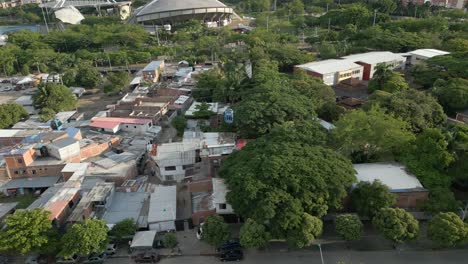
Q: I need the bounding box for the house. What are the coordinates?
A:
[408,49,450,65]
[189,178,215,225]
[90,117,154,134]
[107,96,170,124]
[185,101,229,129]
[212,178,233,215]
[353,163,429,209]
[102,191,149,228]
[47,137,81,161]
[341,52,406,80]
[86,152,138,185]
[142,61,165,83]
[148,185,177,232]
[455,109,468,124]
[294,59,364,86]
[67,182,115,223]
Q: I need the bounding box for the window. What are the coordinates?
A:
[182,164,194,170]
[32,170,36,175]
[219,203,227,209]
[68,200,75,209]
[165,166,176,171]
[165,175,174,181]
[126,125,129,128]
[134,126,137,129]
[14,171,19,175]
[17,158,23,163]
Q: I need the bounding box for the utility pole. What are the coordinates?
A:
[273,0,277,11]
[373,9,377,26]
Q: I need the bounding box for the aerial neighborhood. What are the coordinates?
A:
[0,0,467,263]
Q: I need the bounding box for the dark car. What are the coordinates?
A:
[133,252,161,263]
[220,250,243,262]
[217,239,241,252]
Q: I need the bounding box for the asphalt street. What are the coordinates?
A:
[105,249,468,264]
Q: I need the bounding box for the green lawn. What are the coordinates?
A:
[0,194,37,209]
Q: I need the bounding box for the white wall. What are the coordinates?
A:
[149,221,176,232]
[120,122,152,135]
[47,142,80,161]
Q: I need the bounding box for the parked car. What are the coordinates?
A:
[82,253,106,264]
[133,252,160,263]
[106,244,117,255]
[217,239,241,252]
[55,254,79,264]
[1,79,10,83]
[3,87,12,91]
[196,222,204,240]
[220,250,243,261]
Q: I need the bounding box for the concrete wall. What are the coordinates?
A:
[47,141,80,161]
[120,122,152,135]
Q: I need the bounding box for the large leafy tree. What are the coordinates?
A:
[202,215,230,247]
[432,78,468,115]
[351,180,396,218]
[105,71,130,93]
[423,187,460,213]
[239,219,271,249]
[291,70,335,111]
[331,106,414,162]
[334,214,364,242]
[220,129,356,243]
[373,208,419,244]
[0,209,52,254]
[400,128,454,188]
[368,64,409,93]
[109,218,137,241]
[233,87,316,138]
[0,103,29,129]
[286,213,323,248]
[32,83,77,121]
[60,219,108,257]
[364,89,447,132]
[76,62,102,88]
[427,212,468,248]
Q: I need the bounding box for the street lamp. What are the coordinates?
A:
[317,243,324,264]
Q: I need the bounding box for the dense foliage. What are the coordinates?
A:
[202,215,230,247]
[239,219,271,249]
[109,219,137,241]
[351,180,396,218]
[60,219,108,257]
[32,83,77,121]
[427,212,468,248]
[334,214,363,242]
[0,103,29,128]
[373,208,419,244]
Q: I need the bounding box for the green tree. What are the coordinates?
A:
[193,102,216,119]
[319,42,338,59]
[76,62,102,88]
[0,209,52,254]
[351,180,396,218]
[331,106,414,162]
[423,188,460,214]
[33,83,77,120]
[286,213,323,248]
[427,212,468,248]
[60,219,108,257]
[106,71,130,93]
[172,115,187,137]
[372,208,419,244]
[368,64,409,93]
[291,70,335,110]
[334,214,364,241]
[364,89,447,132]
[108,219,137,241]
[220,132,356,241]
[239,219,271,249]
[163,233,178,248]
[0,103,29,129]
[202,215,230,247]
[62,69,77,87]
[432,78,468,114]
[193,68,226,102]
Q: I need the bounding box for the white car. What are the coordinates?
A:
[196,222,204,240]
[106,244,117,255]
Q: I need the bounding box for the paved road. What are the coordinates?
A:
[105,249,468,264]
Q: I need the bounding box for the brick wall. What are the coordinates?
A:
[395,191,428,209]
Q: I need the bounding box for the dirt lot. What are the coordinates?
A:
[0,86,36,105]
[76,88,124,119]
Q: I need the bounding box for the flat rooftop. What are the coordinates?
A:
[296,59,363,74]
[353,163,425,191]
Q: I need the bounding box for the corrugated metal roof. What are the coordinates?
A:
[148,185,176,223]
[130,231,156,248]
[1,176,60,189]
[142,61,163,72]
[49,137,79,149]
[353,163,424,191]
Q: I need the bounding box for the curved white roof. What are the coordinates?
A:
[136,0,228,16]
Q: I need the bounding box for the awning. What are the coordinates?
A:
[130,231,157,249]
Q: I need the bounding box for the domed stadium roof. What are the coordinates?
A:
[134,0,233,24]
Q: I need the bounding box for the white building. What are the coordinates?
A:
[89,117,155,134]
[212,178,233,214]
[408,49,450,65]
[341,51,406,80]
[148,185,177,232]
[295,59,364,86]
[46,137,80,161]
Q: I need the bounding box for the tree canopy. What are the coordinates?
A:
[220,126,356,244]
[286,213,323,248]
[0,103,29,129]
[60,219,108,257]
[368,64,409,93]
[351,180,396,218]
[32,83,77,121]
[372,208,419,244]
[105,71,130,93]
[201,215,230,247]
[331,106,414,162]
[432,78,468,115]
[364,89,447,132]
[0,209,52,254]
[427,212,468,248]
[239,218,271,249]
[108,218,137,241]
[334,214,364,242]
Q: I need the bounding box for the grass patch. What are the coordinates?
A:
[0,194,37,209]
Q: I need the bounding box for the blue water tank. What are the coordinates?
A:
[224,108,234,124]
